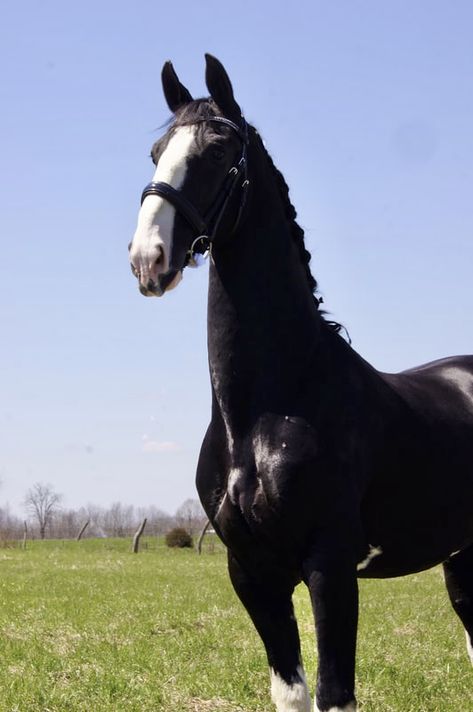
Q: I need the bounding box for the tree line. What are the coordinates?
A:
[0,482,207,542]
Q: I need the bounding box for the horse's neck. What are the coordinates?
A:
[207,203,324,429]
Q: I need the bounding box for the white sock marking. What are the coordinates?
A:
[357,545,382,571]
[466,630,473,666]
[130,125,196,288]
[270,665,311,712]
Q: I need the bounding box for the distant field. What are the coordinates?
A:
[0,538,471,711]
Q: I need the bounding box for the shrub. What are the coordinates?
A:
[165,527,193,549]
[0,539,18,549]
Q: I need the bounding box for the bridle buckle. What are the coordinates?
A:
[187,235,211,268]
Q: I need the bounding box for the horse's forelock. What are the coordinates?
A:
[173,98,218,126]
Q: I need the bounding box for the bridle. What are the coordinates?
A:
[140,115,250,267]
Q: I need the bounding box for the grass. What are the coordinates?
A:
[0,538,471,711]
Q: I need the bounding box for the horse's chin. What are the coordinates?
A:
[164,270,183,292]
[138,270,182,297]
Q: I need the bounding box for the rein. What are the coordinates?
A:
[140,116,249,267]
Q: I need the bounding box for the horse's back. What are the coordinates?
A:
[381,354,473,425]
[399,353,473,379]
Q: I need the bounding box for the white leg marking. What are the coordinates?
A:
[357,545,383,571]
[270,665,311,712]
[466,630,473,666]
[314,703,357,712]
[130,126,196,288]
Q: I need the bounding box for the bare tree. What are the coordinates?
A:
[82,504,107,537]
[175,498,206,536]
[136,505,172,536]
[0,504,23,541]
[102,502,134,537]
[22,521,27,549]
[24,482,62,539]
[51,508,80,539]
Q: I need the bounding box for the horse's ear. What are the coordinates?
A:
[205,54,242,122]
[161,61,193,113]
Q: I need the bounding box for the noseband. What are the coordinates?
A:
[140,116,249,266]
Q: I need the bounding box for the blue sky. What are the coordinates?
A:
[1,1,472,516]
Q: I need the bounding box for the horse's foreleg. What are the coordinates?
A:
[228,551,311,712]
[303,548,358,712]
[443,544,473,666]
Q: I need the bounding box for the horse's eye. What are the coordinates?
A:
[212,147,225,162]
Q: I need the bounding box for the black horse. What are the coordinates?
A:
[129,55,473,712]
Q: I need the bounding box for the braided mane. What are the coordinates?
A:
[254,129,346,337]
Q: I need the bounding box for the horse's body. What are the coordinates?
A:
[130,55,473,711]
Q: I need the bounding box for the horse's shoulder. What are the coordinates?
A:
[252,413,318,463]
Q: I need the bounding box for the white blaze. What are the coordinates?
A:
[130,125,196,288]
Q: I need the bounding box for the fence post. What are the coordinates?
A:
[197,520,211,555]
[132,518,147,553]
[76,520,90,541]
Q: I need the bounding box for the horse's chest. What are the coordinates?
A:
[217,414,321,540]
[254,413,318,499]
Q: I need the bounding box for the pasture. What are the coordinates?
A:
[0,539,470,711]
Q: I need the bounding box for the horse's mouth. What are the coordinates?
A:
[139,282,164,297]
[137,270,182,297]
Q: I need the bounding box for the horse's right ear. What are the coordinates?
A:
[161,61,193,113]
[205,54,242,122]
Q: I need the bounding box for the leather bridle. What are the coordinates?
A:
[140,115,250,267]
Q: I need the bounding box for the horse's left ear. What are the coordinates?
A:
[161,60,193,113]
[205,54,242,122]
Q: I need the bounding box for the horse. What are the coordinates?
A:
[129,54,473,712]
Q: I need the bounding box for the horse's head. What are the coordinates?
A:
[129,54,249,297]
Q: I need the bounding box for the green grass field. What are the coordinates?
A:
[0,538,471,711]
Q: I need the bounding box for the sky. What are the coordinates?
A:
[1,1,472,517]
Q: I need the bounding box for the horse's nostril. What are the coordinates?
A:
[155,247,164,265]
[146,279,156,291]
